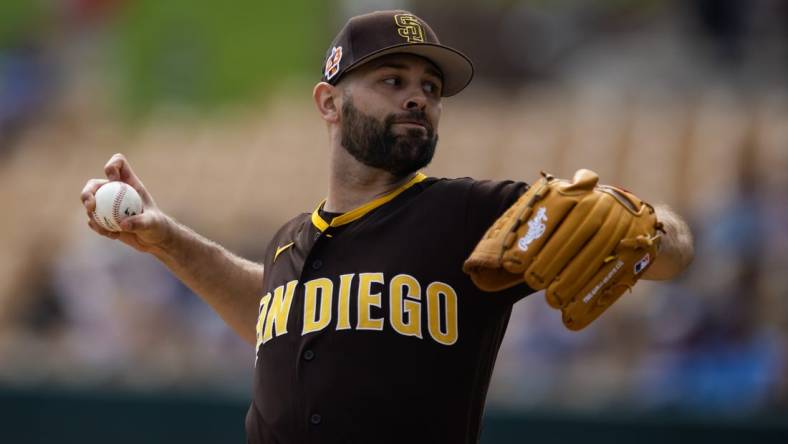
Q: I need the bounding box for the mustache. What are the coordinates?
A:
[385,111,432,132]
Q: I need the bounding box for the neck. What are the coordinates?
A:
[324,142,416,213]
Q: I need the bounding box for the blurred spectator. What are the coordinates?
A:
[49,227,252,392]
[691,0,753,64]
[0,35,57,159]
[0,224,251,394]
[635,137,786,413]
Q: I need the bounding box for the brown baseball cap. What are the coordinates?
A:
[321,10,474,97]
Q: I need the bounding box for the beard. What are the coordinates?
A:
[340,96,438,178]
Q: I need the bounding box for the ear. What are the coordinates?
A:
[313,82,341,124]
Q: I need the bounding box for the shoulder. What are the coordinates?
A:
[421,175,528,191]
[274,212,312,236]
[419,176,529,213]
[264,213,311,253]
[418,177,529,255]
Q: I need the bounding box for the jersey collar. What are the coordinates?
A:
[311,172,427,232]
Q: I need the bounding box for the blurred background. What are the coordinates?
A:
[1,0,787,442]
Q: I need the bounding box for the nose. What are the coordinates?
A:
[404,89,427,111]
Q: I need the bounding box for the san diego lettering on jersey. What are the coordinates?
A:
[245,176,533,444]
[255,273,459,353]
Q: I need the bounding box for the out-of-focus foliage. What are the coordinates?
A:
[423,0,667,12]
[0,1,48,45]
[110,0,329,116]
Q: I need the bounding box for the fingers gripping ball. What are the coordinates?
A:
[463,169,663,330]
[93,182,143,232]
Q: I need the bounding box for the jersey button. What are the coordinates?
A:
[310,413,322,425]
[303,350,315,361]
[311,259,323,270]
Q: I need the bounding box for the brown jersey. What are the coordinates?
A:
[245,174,534,444]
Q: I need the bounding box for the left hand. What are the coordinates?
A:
[642,204,694,280]
[463,169,670,330]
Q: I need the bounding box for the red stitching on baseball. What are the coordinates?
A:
[112,184,128,229]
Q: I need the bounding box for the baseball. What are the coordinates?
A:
[93,181,143,232]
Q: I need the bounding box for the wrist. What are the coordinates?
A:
[149,214,180,260]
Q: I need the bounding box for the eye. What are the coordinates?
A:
[382,77,400,86]
[423,80,441,96]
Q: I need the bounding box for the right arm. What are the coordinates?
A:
[81,154,262,345]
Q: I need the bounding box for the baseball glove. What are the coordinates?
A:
[463,169,663,330]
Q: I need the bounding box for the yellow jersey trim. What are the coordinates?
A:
[311,173,427,232]
[273,242,294,262]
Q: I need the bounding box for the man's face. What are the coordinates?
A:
[337,54,443,178]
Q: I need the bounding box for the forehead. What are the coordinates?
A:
[350,53,443,81]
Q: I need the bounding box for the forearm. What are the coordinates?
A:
[643,204,694,280]
[151,217,263,345]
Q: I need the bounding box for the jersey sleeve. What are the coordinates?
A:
[462,178,536,303]
[463,179,529,250]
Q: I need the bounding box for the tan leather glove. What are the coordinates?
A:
[463,169,663,330]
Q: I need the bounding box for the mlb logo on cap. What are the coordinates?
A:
[324,46,343,81]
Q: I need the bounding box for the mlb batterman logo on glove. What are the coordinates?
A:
[463,169,664,330]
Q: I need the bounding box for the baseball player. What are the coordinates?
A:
[80,10,694,444]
